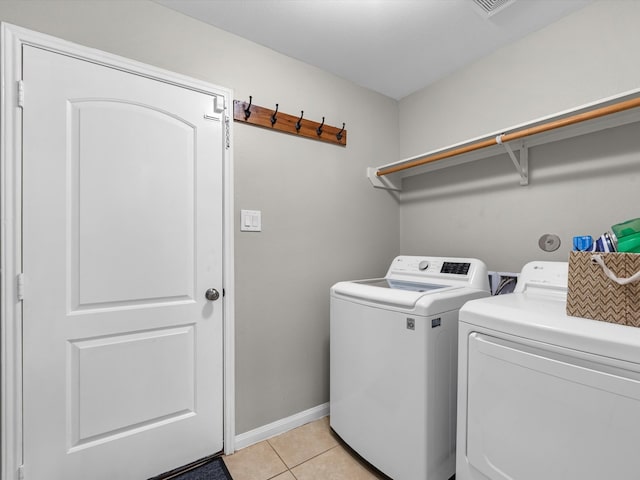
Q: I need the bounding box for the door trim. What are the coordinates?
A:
[0,23,236,480]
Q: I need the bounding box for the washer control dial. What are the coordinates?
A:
[418,260,429,271]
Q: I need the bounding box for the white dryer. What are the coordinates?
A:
[330,256,489,480]
[457,261,640,480]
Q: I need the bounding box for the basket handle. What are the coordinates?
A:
[591,254,640,285]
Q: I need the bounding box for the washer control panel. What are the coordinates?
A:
[386,256,488,290]
[441,261,470,275]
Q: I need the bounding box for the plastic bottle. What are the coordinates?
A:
[611,218,640,253]
[617,233,640,253]
[573,236,593,251]
[612,218,640,238]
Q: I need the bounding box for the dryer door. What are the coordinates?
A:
[464,332,640,480]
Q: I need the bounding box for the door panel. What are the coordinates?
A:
[70,100,196,308]
[22,45,224,479]
[68,326,195,450]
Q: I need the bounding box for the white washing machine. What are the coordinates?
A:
[330,256,490,480]
[457,260,640,480]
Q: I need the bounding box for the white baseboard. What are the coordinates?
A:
[233,402,330,451]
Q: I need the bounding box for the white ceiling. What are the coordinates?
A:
[155,0,594,100]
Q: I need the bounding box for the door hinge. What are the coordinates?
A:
[17,273,24,301]
[214,95,225,114]
[18,465,24,480]
[225,114,231,150]
[17,80,24,108]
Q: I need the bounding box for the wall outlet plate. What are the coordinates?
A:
[240,210,261,232]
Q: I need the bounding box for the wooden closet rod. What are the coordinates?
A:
[377,96,640,177]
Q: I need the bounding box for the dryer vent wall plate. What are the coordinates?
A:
[538,234,561,252]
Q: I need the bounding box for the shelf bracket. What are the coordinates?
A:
[367,167,401,191]
[498,136,528,186]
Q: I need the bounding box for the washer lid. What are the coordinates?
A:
[356,278,448,293]
[330,255,490,310]
[331,278,458,309]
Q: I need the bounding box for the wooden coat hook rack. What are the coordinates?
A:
[233,97,347,146]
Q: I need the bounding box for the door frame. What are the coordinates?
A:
[0,23,236,480]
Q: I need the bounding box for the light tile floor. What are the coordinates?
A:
[223,417,391,480]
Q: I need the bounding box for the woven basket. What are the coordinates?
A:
[566,251,640,327]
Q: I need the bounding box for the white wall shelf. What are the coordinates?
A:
[369,88,640,191]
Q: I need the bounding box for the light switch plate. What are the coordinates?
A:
[240,209,261,232]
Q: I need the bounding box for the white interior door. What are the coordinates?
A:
[21,45,225,479]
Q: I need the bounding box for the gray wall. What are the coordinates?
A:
[0,1,400,434]
[397,0,640,272]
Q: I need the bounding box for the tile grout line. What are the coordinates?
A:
[265,438,294,480]
[266,437,341,479]
[287,444,342,472]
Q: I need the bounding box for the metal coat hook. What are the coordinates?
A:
[232,99,346,146]
[244,95,252,120]
[295,111,304,132]
[316,117,325,136]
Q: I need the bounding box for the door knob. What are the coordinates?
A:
[205,288,220,301]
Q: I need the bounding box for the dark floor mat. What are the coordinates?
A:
[153,457,232,480]
[173,457,232,480]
